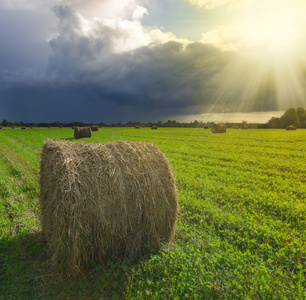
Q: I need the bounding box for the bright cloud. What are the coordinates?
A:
[1,0,305,123]
[185,0,246,9]
[199,26,247,51]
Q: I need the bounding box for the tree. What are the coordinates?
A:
[267,107,306,128]
[1,119,8,126]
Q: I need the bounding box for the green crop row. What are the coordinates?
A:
[0,128,305,299]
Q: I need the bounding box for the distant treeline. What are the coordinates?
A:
[266,107,306,128]
[1,107,305,129]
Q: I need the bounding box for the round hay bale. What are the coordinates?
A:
[203,126,209,129]
[211,123,226,133]
[233,126,239,129]
[0,126,2,129]
[21,127,26,130]
[242,125,248,129]
[151,126,158,129]
[40,140,179,276]
[74,127,92,139]
[286,125,296,130]
[91,125,99,131]
[135,125,140,129]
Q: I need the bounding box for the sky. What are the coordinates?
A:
[1,0,306,124]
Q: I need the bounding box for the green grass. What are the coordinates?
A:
[0,127,305,299]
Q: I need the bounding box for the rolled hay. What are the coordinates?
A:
[211,123,226,133]
[74,127,92,139]
[203,126,209,129]
[21,127,26,130]
[233,126,239,129]
[151,126,158,129]
[242,125,248,129]
[91,125,99,131]
[40,140,179,276]
[286,125,296,130]
[0,127,2,129]
[135,125,140,129]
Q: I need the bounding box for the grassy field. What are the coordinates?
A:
[0,127,305,299]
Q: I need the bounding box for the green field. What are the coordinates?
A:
[0,127,305,299]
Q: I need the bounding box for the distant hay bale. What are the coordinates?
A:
[74,127,92,139]
[21,127,26,130]
[40,140,179,276]
[242,125,248,129]
[135,126,140,129]
[204,126,209,129]
[0,126,2,129]
[48,126,51,129]
[286,125,296,130]
[151,126,158,129]
[211,123,226,133]
[30,127,33,129]
[233,126,239,129]
[91,125,99,131]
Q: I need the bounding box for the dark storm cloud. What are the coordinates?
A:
[0,2,282,123]
[0,6,54,71]
[1,4,235,123]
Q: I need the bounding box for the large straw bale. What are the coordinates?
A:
[40,140,179,276]
[91,125,99,131]
[242,125,248,129]
[203,126,209,129]
[151,126,158,129]
[21,127,26,130]
[211,123,226,133]
[74,127,92,139]
[135,125,140,129]
[286,125,296,130]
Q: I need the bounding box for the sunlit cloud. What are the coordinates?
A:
[200,26,246,51]
[176,111,284,123]
[0,0,305,123]
[185,0,247,10]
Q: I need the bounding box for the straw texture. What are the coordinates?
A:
[91,125,99,131]
[40,140,179,276]
[211,123,226,133]
[74,127,92,139]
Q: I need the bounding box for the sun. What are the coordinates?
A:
[205,0,306,115]
[235,0,306,56]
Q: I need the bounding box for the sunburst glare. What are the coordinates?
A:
[204,0,306,114]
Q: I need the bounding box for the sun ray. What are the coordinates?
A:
[202,0,306,115]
